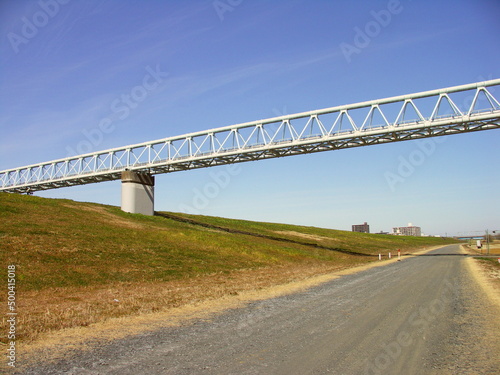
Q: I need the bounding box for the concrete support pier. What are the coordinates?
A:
[121,171,155,215]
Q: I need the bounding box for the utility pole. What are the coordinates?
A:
[486,229,490,255]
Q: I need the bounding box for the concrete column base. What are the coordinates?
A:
[121,171,155,215]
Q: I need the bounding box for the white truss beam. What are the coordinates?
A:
[1,79,500,193]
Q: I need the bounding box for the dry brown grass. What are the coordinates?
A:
[61,203,147,230]
[461,244,500,307]
[474,257,500,295]
[0,193,456,352]
[462,241,500,255]
[15,262,344,345]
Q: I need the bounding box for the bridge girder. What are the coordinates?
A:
[1,79,500,194]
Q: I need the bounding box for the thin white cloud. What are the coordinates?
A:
[370,27,463,53]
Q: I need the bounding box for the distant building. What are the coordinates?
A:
[352,222,370,233]
[393,223,421,236]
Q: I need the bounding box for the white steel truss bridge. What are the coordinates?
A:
[1,79,500,194]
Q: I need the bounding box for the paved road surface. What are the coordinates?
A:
[23,245,499,374]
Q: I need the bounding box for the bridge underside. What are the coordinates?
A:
[4,115,499,194]
[1,79,500,216]
[146,116,499,174]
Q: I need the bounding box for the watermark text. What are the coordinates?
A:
[340,0,403,63]
[6,265,17,368]
[7,0,70,54]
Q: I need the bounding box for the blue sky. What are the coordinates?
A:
[1,0,499,236]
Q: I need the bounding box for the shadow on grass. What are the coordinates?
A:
[155,212,372,257]
[412,253,469,257]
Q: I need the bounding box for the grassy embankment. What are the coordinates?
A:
[0,193,457,344]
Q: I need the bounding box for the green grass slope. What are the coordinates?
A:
[0,192,455,292]
[0,193,458,344]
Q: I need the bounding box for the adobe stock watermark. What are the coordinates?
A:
[460,73,496,112]
[384,73,495,193]
[6,265,17,369]
[213,0,244,21]
[177,104,288,214]
[364,278,459,375]
[65,64,168,157]
[340,0,403,63]
[178,164,242,214]
[384,137,445,192]
[7,0,70,54]
[236,303,277,338]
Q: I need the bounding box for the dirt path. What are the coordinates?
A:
[18,244,500,374]
[16,257,400,368]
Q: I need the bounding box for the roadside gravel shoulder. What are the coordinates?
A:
[427,246,500,374]
[461,245,500,307]
[19,245,443,369]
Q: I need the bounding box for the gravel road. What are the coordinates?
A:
[21,245,499,374]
